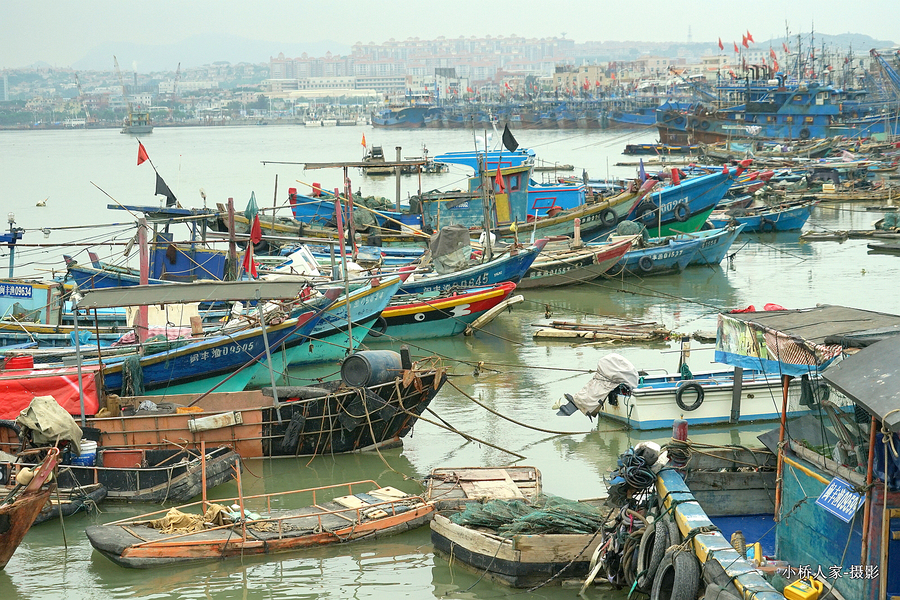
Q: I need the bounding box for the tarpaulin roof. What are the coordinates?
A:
[823,335,900,433]
[715,305,900,377]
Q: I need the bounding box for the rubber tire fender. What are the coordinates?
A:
[637,518,669,592]
[636,201,658,222]
[759,218,776,232]
[799,128,811,140]
[650,548,701,600]
[638,256,655,272]
[675,382,704,411]
[700,120,710,130]
[367,316,388,338]
[673,202,690,223]
[703,582,743,600]
[674,116,685,125]
[599,208,617,227]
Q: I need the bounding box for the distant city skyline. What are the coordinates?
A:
[2,0,897,71]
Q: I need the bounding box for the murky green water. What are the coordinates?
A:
[1,125,897,599]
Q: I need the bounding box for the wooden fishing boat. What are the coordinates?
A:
[0,447,58,569]
[799,230,850,242]
[0,353,447,459]
[427,466,608,588]
[86,480,434,568]
[708,199,816,233]
[7,446,239,503]
[603,236,704,277]
[30,483,107,525]
[867,241,900,254]
[369,282,517,340]
[516,237,634,289]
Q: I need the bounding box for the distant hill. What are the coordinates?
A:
[72,33,351,72]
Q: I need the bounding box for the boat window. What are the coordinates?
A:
[508,175,520,191]
[805,116,814,124]
[784,116,794,123]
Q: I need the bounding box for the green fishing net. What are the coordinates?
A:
[449,495,605,537]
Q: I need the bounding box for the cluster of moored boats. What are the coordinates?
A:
[2,132,900,599]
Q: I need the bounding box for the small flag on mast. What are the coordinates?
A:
[155,173,177,207]
[137,142,149,166]
[361,133,366,148]
[501,124,519,152]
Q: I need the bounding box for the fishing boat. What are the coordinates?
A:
[360,145,394,176]
[667,223,745,267]
[7,446,239,503]
[368,282,517,340]
[0,447,58,569]
[0,350,447,459]
[603,235,704,277]
[86,479,434,568]
[427,466,609,588]
[708,199,817,233]
[395,235,548,295]
[532,320,673,342]
[121,111,152,135]
[623,143,701,155]
[516,237,634,289]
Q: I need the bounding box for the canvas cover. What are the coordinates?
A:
[715,305,900,377]
[15,395,83,454]
[429,224,471,274]
[568,354,639,416]
[0,365,101,420]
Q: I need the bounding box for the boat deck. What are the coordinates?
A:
[425,466,541,510]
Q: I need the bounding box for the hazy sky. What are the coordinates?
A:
[2,0,896,70]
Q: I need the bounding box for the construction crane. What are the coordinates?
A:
[113,55,133,117]
[73,72,91,126]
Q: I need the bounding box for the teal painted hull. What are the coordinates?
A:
[382,314,478,340]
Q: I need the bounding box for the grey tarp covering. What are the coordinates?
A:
[429,225,471,274]
[15,396,83,454]
[569,354,640,416]
[823,336,900,433]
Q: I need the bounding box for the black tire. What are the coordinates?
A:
[674,116,685,125]
[638,519,669,592]
[703,582,742,600]
[675,382,704,411]
[666,515,681,546]
[599,208,617,227]
[700,120,710,130]
[367,316,388,338]
[673,202,690,223]
[636,202,658,222]
[690,118,699,128]
[759,218,776,233]
[0,420,21,437]
[639,256,655,272]
[799,128,810,140]
[650,548,701,600]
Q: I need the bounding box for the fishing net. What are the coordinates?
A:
[450,494,606,537]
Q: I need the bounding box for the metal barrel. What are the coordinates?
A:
[340,350,403,387]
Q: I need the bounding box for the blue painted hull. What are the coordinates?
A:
[607,237,704,276]
[397,241,546,294]
[648,224,745,267]
[708,203,814,232]
[102,302,330,396]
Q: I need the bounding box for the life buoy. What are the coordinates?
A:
[673,202,690,223]
[799,128,811,140]
[650,548,701,600]
[636,202,658,222]
[760,218,776,232]
[599,208,617,227]
[639,256,654,272]
[700,120,710,130]
[367,316,388,338]
[675,382,704,411]
[674,116,685,125]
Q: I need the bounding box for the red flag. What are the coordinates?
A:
[734,42,739,53]
[242,215,262,279]
[361,133,366,148]
[782,42,789,53]
[494,167,505,194]
[137,142,149,166]
[742,35,749,48]
[595,80,600,87]
[671,168,681,186]
[746,30,754,43]
[774,59,779,71]
[770,48,777,60]
[718,37,724,51]
[466,86,473,93]
[250,214,262,244]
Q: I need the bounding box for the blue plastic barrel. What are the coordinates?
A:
[341,351,403,387]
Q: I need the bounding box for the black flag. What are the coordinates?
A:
[155,172,177,207]
[502,124,519,152]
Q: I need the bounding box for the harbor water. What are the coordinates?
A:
[1,124,898,599]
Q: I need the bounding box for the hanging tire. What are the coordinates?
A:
[650,548,701,600]
[799,128,811,140]
[639,256,654,272]
[674,116,685,125]
[599,208,617,227]
[759,218,776,232]
[675,382,704,411]
[700,120,710,130]
[703,583,742,600]
[637,519,670,592]
[673,202,690,223]
[367,316,388,338]
[636,202,658,222]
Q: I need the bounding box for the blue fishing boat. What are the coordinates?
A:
[604,236,704,277]
[396,238,548,295]
[605,166,745,239]
[708,199,816,233]
[651,223,745,267]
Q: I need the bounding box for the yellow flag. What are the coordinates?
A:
[361,134,366,148]
[510,220,518,233]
